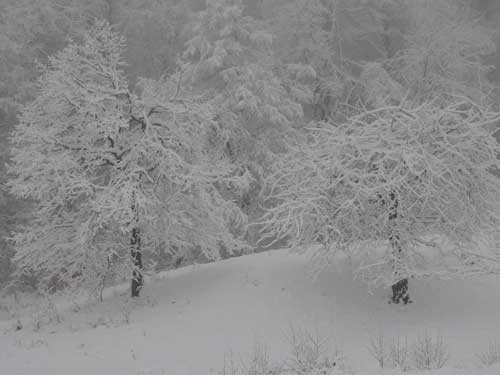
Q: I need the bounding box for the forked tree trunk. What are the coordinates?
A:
[130,227,143,297]
[388,192,411,304]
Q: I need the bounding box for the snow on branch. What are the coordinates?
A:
[7,21,250,293]
[260,100,500,285]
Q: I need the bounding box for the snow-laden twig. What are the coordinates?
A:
[260,99,500,285]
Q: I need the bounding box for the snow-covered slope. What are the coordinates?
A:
[1,249,500,375]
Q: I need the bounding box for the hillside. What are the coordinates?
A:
[1,249,500,375]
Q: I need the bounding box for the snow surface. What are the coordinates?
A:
[1,249,500,375]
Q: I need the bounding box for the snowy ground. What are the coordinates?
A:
[1,249,500,375]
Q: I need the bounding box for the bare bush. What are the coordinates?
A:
[368,330,442,371]
[285,325,341,374]
[219,327,347,375]
[389,336,411,371]
[477,340,500,367]
[367,331,387,368]
[411,330,450,370]
[220,350,241,375]
[220,343,282,375]
[29,293,63,331]
[242,342,279,375]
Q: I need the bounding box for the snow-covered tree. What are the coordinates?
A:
[7,21,246,297]
[388,0,496,104]
[266,0,352,122]
[182,0,305,248]
[260,100,500,303]
[265,0,410,122]
[117,0,190,81]
[184,0,303,136]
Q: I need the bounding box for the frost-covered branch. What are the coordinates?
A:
[7,21,250,293]
[260,100,500,285]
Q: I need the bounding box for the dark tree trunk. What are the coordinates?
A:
[131,227,143,297]
[391,277,409,304]
[388,192,411,304]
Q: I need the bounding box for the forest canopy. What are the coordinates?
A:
[2,0,500,300]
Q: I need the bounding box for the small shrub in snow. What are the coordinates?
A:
[411,330,449,370]
[389,336,410,371]
[243,342,282,375]
[88,315,111,329]
[14,337,48,350]
[367,331,387,368]
[29,294,62,331]
[477,340,500,367]
[1,292,59,332]
[219,328,349,375]
[120,304,132,325]
[285,326,343,374]
[220,343,282,375]
[219,350,240,375]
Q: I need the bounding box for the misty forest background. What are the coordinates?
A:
[2,0,500,301]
